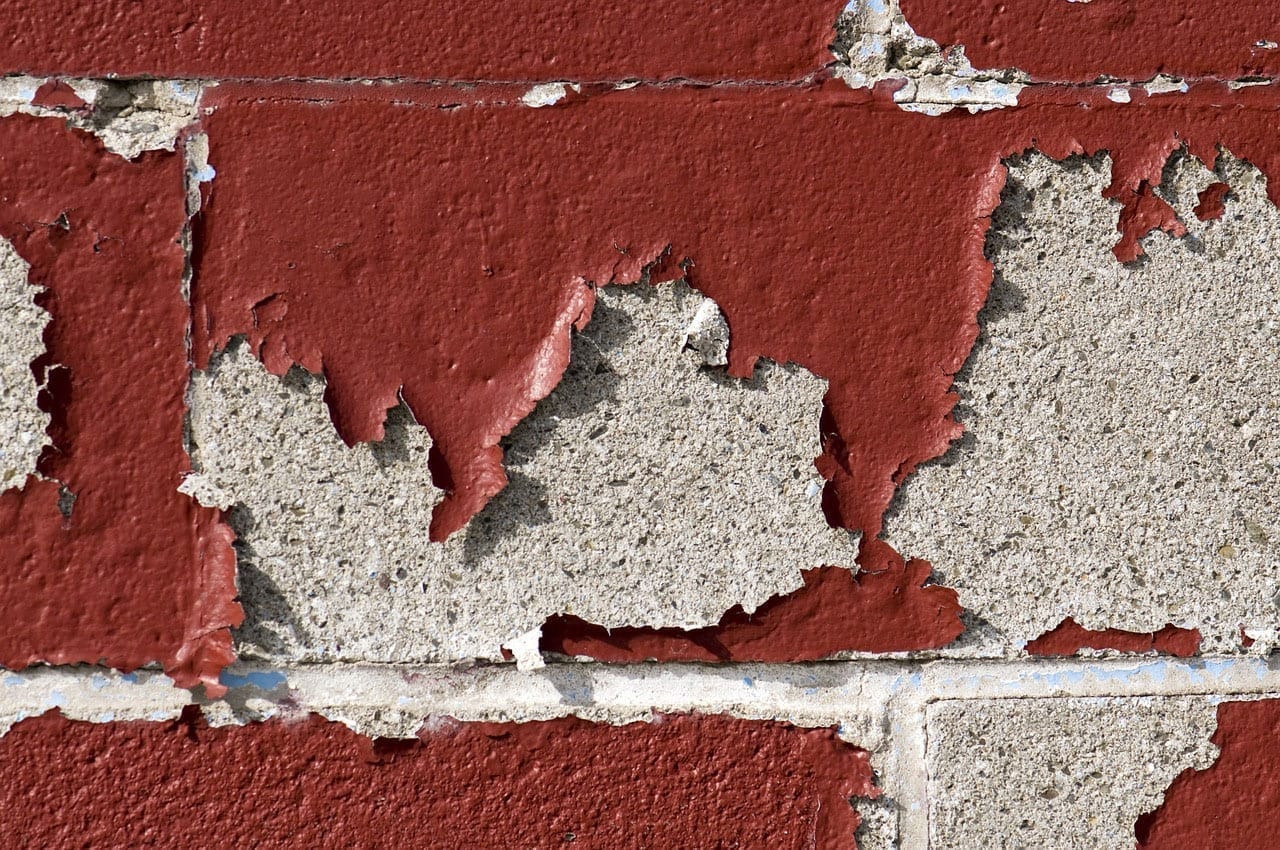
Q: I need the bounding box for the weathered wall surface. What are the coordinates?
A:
[1,0,1279,847]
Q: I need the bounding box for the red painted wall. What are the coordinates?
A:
[899,0,1279,81]
[0,0,843,82]
[2,709,876,849]
[0,115,239,695]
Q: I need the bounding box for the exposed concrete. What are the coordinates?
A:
[834,0,1024,112]
[0,76,199,158]
[927,696,1219,850]
[186,281,856,665]
[0,237,48,492]
[886,152,1280,653]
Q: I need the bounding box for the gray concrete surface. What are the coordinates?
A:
[886,152,1280,653]
[186,281,857,665]
[0,237,48,492]
[927,696,1220,850]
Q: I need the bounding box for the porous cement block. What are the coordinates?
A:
[186,281,856,664]
[928,695,1219,849]
[887,152,1280,652]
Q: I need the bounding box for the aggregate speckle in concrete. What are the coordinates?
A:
[927,696,1220,850]
[887,152,1280,653]
[186,281,856,664]
[834,0,1024,111]
[0,237,49,492]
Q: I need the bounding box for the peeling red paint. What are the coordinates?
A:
[1195,181,1232,221]
[0,115,240,694]
[0,0,843,82]
[1137,699,1280,848]
[193,79,1280,654]
[1024,618,1201,658]
[5,708,876,848]
[897,0,1280,82]
[543,551,963,661]
[1110,183,1187,263]
[30,80,86,111]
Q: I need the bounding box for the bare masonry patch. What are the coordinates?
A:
[185,281,856,664]
[887,152,1280,653]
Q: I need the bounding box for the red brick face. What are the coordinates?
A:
[0,0,843,82]
[1,709,876,849]
[0,115,240,695]
[898,0,1280,81]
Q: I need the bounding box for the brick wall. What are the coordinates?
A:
[0,1,1278,846]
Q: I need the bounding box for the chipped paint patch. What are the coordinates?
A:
[0,237,49,492]
[887,152,1280,653]
[834,0,1024,111]
[1025,619,1202,658]
[189,282,856,665]
[929,696,1220,850]
[521,83,579,108]
[0,76,199,158]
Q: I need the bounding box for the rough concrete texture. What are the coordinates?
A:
[835,0,1024,112]
[928,696,1220,849]
[0,237,48,491]
[0,76,198,158]
[186,281,856,664]
[886,151,1280,653]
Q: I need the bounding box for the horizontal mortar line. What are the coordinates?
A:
[3,657,1280,719]
[1,73,836,89]
[5,71,1276,92]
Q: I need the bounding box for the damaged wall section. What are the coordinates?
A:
[189,282,856,664]
[887,152,1280,653]
[0,237,49,491]
[0,113,239,693]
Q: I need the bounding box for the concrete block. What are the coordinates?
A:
[928,696,1219,849]
[888,152,1280,653]
[187,281,855,664]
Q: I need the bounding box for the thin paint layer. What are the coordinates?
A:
[1024,618,1202,658]
[898,0,1280,82]
[1194,181,1231,221]
[4,708,876,848]
[1137,699,1280,848]
[543,555,963,661]
[194,80,1280,657]
[30,81,86,111]
[0,115,240,694]
[0,0,843,82]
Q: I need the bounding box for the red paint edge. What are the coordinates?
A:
[542,541,963,661]
[1025,617,1201,657]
